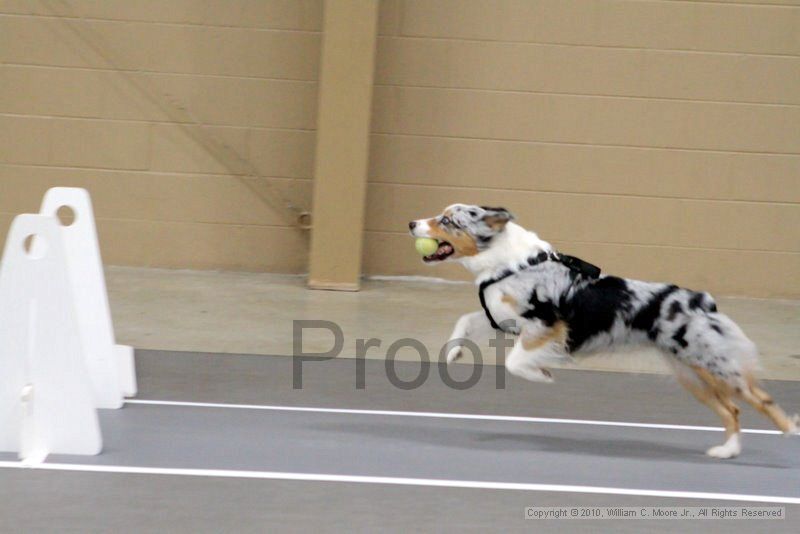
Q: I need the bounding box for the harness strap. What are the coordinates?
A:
[478,251,601,333]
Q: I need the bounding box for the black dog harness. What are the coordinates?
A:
[478,251,601,332]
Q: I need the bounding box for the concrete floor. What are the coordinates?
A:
[106,266,800,379]
[5,470,794,534]
[2,352,799,533]
[20,400,798,495]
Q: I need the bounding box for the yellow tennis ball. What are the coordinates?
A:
[415,237,439,256]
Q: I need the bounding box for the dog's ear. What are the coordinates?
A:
[481,206,514,231]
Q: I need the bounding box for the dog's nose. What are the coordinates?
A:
[408,221,417,230]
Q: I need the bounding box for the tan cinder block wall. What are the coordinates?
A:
[365,0,800,297]
[1,0,799,297]
[0,0,320,271]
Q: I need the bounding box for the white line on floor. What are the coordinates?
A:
[125,399,783,435]
[0,461,797,504]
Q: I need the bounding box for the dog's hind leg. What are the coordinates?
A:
[671,362,741,458]
[736,375,799,435]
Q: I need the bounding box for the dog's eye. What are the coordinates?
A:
[441,216,451,226]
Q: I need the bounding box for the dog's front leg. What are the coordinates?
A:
[505,322,569,383]
[444,311,495,364]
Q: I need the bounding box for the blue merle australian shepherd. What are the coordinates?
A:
[409,204,798,458]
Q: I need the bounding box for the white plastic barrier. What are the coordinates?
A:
[39,187,137,407]
[0,187,138,460]
[0,214,103,460]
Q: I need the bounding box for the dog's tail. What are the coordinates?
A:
[672,311,758,390]
[711,312,759,382]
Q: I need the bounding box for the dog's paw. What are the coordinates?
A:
[706,445,739,459]
[445,345,463,364]
[706,434,741,459]
[530,367,555,383]
[786,414,800,435]
[514,367,554,383]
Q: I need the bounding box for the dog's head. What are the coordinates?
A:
[408,204,515,263]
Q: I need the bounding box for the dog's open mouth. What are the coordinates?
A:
[423,240,455,262]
